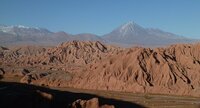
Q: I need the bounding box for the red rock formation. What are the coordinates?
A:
[2,41,200,97]
[38,41,119,66]
[1,41,120,70]
[20,70,72,87]
[0,45,47,66]
[0,66,30,77]
[68,43,200,97]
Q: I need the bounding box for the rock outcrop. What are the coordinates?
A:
[0,41,120,68]
[0,45,47,66]
[20,70,72,87]
[38,40,119,66]
[0,66,30,77]
[2,41,200,97]
[71,98,115,108]
[68,43,200,97]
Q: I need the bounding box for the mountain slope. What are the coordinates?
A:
[0,25,104,46]
[73,33,105,42]
[0,23,198,47]
[0,41,120,69]
[0,25,55,45]
[103,21,196,46]
[2,41,200,97]
[68,43,200,97]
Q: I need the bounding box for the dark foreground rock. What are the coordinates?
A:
[71,98,115,108]
[0,81,145,108]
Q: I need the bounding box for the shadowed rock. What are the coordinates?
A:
[0,81,145,108]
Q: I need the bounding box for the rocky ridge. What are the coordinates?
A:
[1,41,200,97]
[68,43,200,97]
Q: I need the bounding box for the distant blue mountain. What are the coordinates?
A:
[103,21,197,47]
[0,22,198,47]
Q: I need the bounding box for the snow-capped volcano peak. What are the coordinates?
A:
[121,21,134,28]
[115,21,146,37]
[103,21,193,45]
[119,21,135,33]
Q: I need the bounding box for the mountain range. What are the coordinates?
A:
[0,21,198,47]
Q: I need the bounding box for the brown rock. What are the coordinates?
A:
[68,43,200,97]
[0,67,30,77]
[100,105,115,108]
[0,41,120,70]
[0,68,5,75]
[36,90,53,100]
[3,41,200,97]
[71,98,115,108]
[20,70,72,87]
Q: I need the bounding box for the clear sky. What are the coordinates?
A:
[0,0,200,38]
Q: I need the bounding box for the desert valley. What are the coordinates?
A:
[1,21,200,108]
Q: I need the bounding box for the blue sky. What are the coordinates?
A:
[0,0,200,38]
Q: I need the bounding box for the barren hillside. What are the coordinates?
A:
[1,41,200,97]
[68,43,200,97]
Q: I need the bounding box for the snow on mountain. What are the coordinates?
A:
[0,22,198,47]
[103,21,195,46]
[0,25,104,46]
[0,25,52,36]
